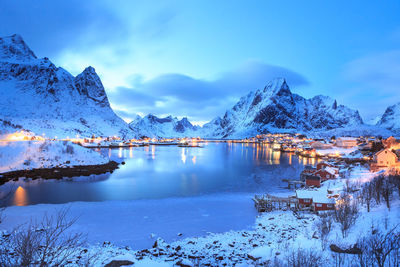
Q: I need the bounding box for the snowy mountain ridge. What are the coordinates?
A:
[0,34,133,138]
[128,78,396,139]
[205,78,365,138]
[129,114,200,138]
[377,102,400,134]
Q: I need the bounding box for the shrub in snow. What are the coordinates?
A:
[356,225,400,267]
[285,248,325,267]
[315,212,334,249]
[65,144,74,155]
[0,209,91,266]
[334,193,359,238]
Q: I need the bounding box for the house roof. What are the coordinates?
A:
[375,148,397,157]
[296,189,333,203]
[296,189,317,199]
[325,166,337,175]
[313,195,335,204]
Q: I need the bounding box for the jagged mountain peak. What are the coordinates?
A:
[0,34,132,138]
[0,34,37,62]
[210,78,364,138]
[129,114,199,138]
[377,102,400,133]
[74,66,110,107]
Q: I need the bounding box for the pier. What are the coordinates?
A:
[252,194,299,212]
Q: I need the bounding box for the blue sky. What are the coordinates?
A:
[1,1,400,124]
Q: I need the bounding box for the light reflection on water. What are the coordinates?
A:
[1,143,321,207]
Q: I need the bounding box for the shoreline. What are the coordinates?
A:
[0,160,120,185]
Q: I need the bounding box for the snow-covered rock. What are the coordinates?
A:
[377,102,400,134]
[208,78,365,138]
[0,34,133,138]
[129,114,200,138]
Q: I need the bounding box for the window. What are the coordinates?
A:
[316,204,322,207]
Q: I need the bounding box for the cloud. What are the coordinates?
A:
[108,61,309,123]
[0,0,127,58]
[340,49,400,120]
[343,50,400,95]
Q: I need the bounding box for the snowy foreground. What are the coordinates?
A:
[1,166,399,266]
[0,141,108,173]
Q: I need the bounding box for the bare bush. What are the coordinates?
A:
[362,181,374,212]
[381,178,393,210]
[315,212,334,250]
[0,208,87,266]
[65,144,74,155]
[357,225,400,267]
[334,194,359,238]
[286,248,325,267]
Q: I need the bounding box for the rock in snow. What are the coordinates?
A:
[0,34,132,138]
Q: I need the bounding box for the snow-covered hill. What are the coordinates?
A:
[0,34,133,138]
[129,114,200,138]
[377,103,400,135]
[207,78,365,138]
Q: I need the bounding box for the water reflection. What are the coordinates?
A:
[13,186,28,206]
[1,143,316,207]
[181,148,187,164]
[129,147,133,158]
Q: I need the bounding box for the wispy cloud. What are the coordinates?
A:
[108,61,309,123]
[341,49,400,120]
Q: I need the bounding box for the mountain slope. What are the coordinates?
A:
[0,34,132,138]
[129,114,200,138]
[208,78,364,138]
[377,103,400,134]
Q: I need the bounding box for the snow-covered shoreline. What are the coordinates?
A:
[1,165,399,266]
[0,140,109,173]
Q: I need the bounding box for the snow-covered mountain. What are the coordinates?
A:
[129,114,200,138]
[206,78,364,138]
[0,34,132,138]
[377,103,400,134]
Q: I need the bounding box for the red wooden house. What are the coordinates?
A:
[314,169,335,181]
[305,175,321,187]
[312,195,335,211]
[295,190,314,209]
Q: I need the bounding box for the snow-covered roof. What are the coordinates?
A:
[296,189,333,204]
[312,195,335,204]
[295,189,316,199]
[325,166,337,175]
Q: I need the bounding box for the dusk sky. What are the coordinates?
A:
[1,0,400,125]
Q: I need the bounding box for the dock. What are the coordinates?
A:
[252,194,299,212]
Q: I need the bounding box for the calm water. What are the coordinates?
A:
[1,142,318,207]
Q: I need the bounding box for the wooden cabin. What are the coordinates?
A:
[295,190,314,208]
[312,195,335,211]
[305,175,321,187]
